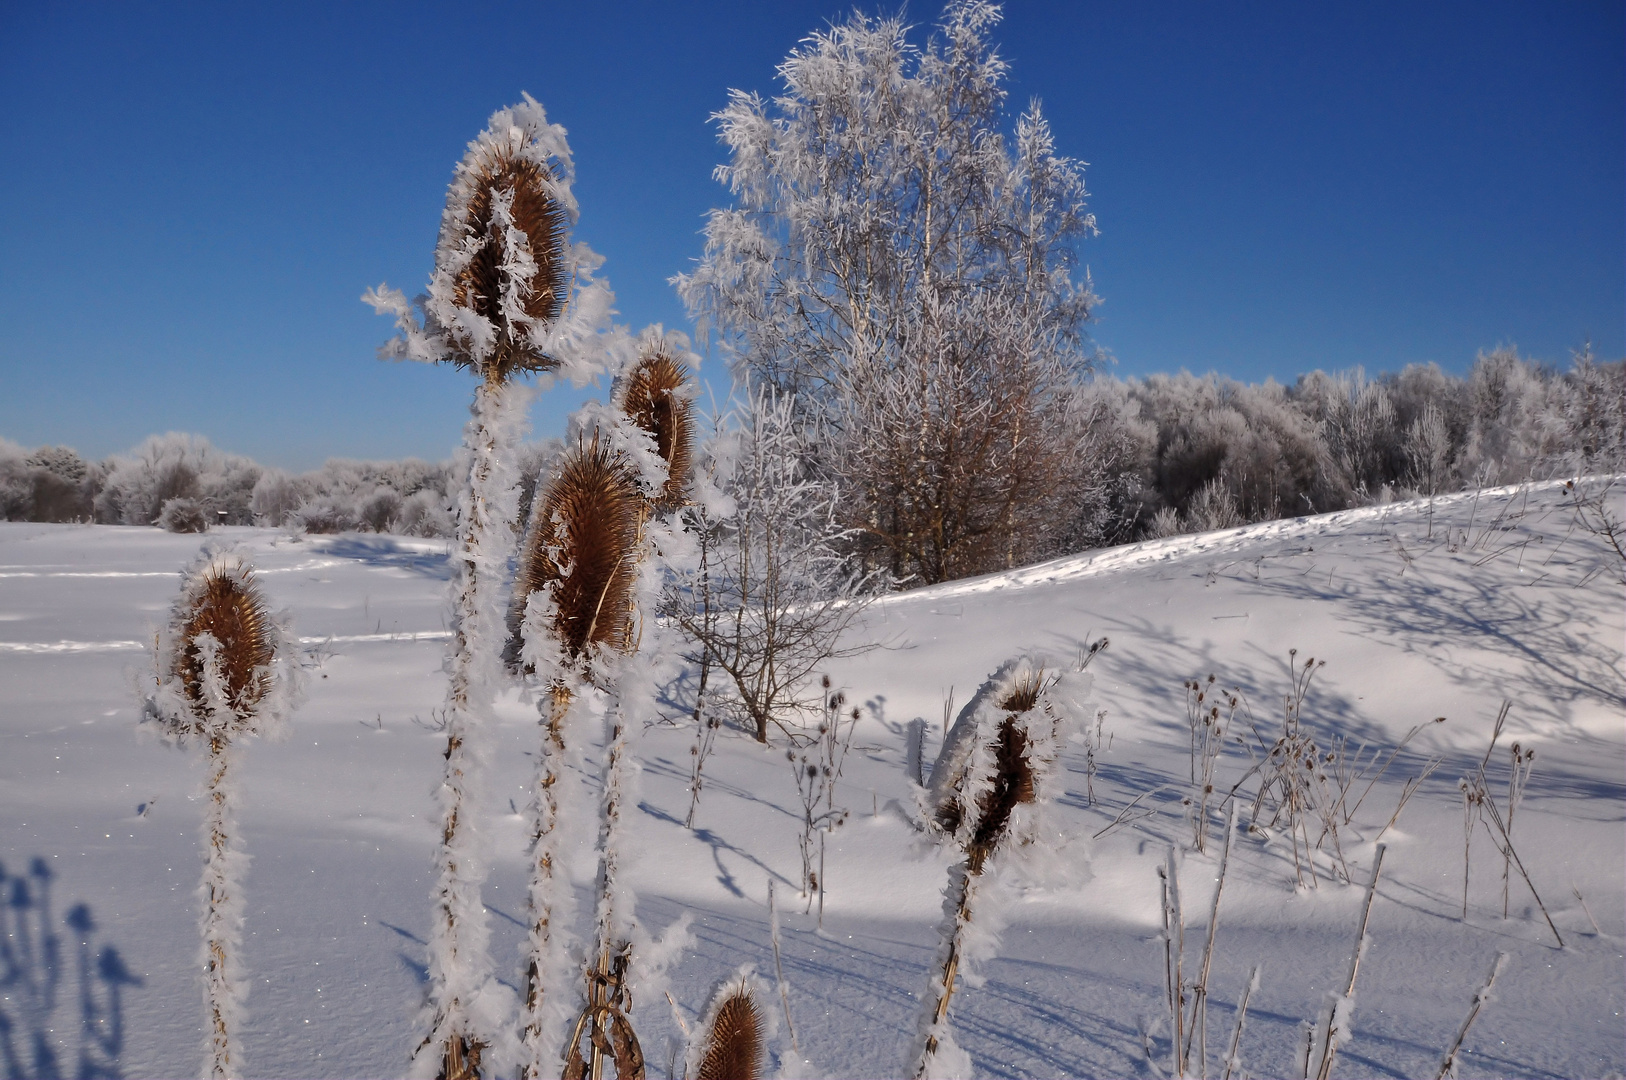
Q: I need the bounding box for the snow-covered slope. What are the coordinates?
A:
[2,481,1621,1078]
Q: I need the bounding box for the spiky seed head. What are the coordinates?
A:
[616,345,695,511]
[149,552,295,743]
[998,669,1045,714]
[175,560,273,718]
[937,669,1045,862]
[511,435,642,662]
[697,989,762,1080]
[445,145,569,381]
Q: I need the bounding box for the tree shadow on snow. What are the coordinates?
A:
[308,536,453,580]
[0,858,141,1080]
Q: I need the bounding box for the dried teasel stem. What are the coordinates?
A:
[518,680,577,1078]
[1182,801,1237,1077]
[1220,965,1261,1080]
[512,436,642,1077]
[414,374,530,1080]
[767,879,799,1056]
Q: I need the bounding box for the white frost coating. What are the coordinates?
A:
[683,965,779,1080]
[409,377,532,1079]
[362,95,625,388]
[915,1021,974,1080]
[140,545,302,1080]
[514,645,591,1078]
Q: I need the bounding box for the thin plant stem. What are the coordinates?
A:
[1313,845,1386,1080]
[1435,952,1508,1080]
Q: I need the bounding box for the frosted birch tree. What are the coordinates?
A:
[676,0,1109,584]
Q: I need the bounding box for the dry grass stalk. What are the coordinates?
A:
[617,347,695,512]
[447,147,568,380]
[1182,803,1238,1076]
[766,880,799,1056]
[1220,965,1261,1080]
[696,987,762,1080]
[1435,952,1508,1080]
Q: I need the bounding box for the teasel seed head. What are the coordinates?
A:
[148,549,295,743]
[937,669,1045,870]
[696,987,762,1080]
[511,434,642,664]
[443,143,570,382]
[615,343,695,511]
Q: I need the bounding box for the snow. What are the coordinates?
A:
[0,479,1621,1078]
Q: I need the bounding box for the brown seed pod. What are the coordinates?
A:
[512,435,643,662]
[616,345,695,512]
[697,989,762,1080]
[445,146,569,381]
[172,559,276,723]
[936,671,1044,869]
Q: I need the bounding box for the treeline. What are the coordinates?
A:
[1078,344,1622,545]
[0,430,561,537]
[1099,346,1619,540]
[2,345,1619,556]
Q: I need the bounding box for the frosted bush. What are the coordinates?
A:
[159,497,211,533]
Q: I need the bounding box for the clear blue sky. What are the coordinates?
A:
[2,1,1620,470]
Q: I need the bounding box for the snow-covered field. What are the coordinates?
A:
[2,480,1621,1079]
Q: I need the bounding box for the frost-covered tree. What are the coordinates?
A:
[676,0,1105,584]
[95,434,260,528]
[366,95,618,1080]
[668,386,877,743]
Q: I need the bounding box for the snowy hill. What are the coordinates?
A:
[2,480,1621,1079]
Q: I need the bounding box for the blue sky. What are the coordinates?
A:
[1,1,1620,470]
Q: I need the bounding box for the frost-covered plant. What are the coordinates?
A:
[95,433,261,528]
[1435,952,1509,1080]
[787,678,857,919]
[910,657,1091,1078]
[668,386,878,743]
[685,967,776,1080]
[511,334,698,1080]
[159,496,212,534]
[140,548,299,1080]
[1182,675,1240,852]
[1458,702,1562,946]
[1563,476,1626,586]
[1304,845,1386,1080]
[366,95,619,1080]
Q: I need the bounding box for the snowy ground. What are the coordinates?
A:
[2,480,1621,1079]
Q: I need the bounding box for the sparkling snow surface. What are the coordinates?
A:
[1,482,1621,1079]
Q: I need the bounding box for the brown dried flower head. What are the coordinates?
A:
[445,145,569,381]
[616,344,695,512]
[148,551,295,743]
[512,435,643,662]
[697,987,762,1080]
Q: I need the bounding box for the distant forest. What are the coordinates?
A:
[3,345,1619,569]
